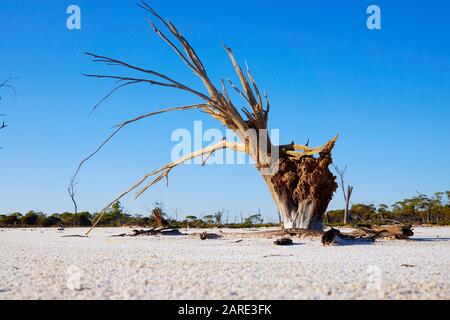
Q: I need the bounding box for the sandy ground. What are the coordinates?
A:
[0,226,449,300]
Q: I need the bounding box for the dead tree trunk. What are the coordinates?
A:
[265,142,337,230]
[344,186,353,224]
[68,181,78,227]
[76,2,339,235]
[152,207,168,228]
[334,165,353,224]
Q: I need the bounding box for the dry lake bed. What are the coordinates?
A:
[0,227,449,300]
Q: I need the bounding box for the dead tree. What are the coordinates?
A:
[0,77,15,132]
[78,2,339,235]
[334,165,353,225]
[67,181,78,227]
[152,206,168,228]
[0,116,5,131]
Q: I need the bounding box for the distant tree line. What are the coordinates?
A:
[0,201,272,228]
[326,191,450,226]
[1,191,449,228]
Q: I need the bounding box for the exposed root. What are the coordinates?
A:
[269,136,339,230]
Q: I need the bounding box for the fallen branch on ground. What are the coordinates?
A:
[355,224,414,239]
[274,238,293,246]
[219,229,323,239]
[220,224,414,245]
[198,232,223,240]
[110,228,184,237]
[106,224,413,245]
[321,225,414,245]
[61,235,89,238]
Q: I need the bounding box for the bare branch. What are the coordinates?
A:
[333,164,348,201]
[245,61,263,108]
[84,1,258,135]
[223,46,257,108]
[85,140,246,235]
[89,80,140,114]
[72,103,207,190]
[0,77,16,134]
[0,77,17,96]
[135,140,246,198]
[333,163,353,224]
[146,20,197,72]
[85,52,212,105]
[138,1,220,99]
[67,182,78,227]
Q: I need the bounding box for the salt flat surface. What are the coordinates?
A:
[0,227,449,300]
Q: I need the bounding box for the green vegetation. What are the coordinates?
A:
[326,191,450,226]
[1,191,449,228]
[0,201,273,229]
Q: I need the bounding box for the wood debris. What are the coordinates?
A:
[110,228,184,237]
[274,238,293,246]
[199,232,223,240]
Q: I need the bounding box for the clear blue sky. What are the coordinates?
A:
[1,0,449,221]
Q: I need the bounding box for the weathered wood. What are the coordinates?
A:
[221,224,414,245]
[356,224,414,239]
[274,238,293,246]
[198,232,223,240]
[321,228,341,245]
[107,224,413,246]
[152,208,169,228]
[110,228,184,237]
[321,225,414,245]
[267,138,338,230]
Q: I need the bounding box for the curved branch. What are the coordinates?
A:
[85,140,246,235]
[0,77,17,134]
[135,140,246,198]
[0,77,17,96]
[223,46,267,129]
[71,103,207,192]
[138,1,219,99]
[146,20,197,72]
[89,80,140,114]
[85,52,211,104]
[137,1,251,131]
